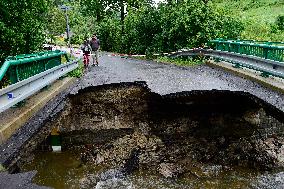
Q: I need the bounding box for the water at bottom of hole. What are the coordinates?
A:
[20,150,284,189]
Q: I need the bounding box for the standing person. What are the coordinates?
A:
[90,34,100,66]
[81,39,92,68]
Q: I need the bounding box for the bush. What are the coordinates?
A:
[67,59,84,78]
[276,15,284,31]
[123,6,162,54]
[96,18,122,52]
[0,0,48,62]
[157,1,243,51]
[96,1,243,55]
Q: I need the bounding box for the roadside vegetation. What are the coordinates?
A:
[67,59,84,78]
[156,56,206,67]
[0,0,242,62]
[65,53,84,78]
[1,0,283,62]
[0,76,11,89]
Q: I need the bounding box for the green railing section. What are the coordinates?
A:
[0,50,69,84]
[215,38,284,46]
[209,39,284,62]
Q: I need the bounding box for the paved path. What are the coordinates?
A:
[72,52,284,112]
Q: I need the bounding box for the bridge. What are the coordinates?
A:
[0,39,284,187]
[0,39,284,142]
[0,39,284,141]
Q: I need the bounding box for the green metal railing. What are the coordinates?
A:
[215,38,284,46]
[209,39,284,62]
[0,50,69,84]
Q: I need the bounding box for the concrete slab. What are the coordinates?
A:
[0,77,76,144]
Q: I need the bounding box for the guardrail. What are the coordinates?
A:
[215,38,284,46]
[0,50,69,85]
[169,48,284,79]
[0,58,79,113]
[209,39,284,62]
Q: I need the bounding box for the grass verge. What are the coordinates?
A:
[155,56,205,67]
[67,58,84,78]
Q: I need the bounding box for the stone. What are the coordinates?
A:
[96,153,105,164]
[93,132,166,169]
[201,165,223,177]
[262,138,284,167]
[158,163,184,178]
[243,109,263,126]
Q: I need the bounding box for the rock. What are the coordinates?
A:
[260,138,284,167]
[79,169,128,189]
[136,122,150,135]
[122,148,140,174]
[96,153,104,164]
[94,132,165,168]
[158,163,184,178]
[201,165,223,177]
[79,174,97,189]
[253,172,284,189]
[243,109,263,126]
[98,169,125,181]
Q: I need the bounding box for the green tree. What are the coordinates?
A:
[97,17,122,51]
[80,0,153,31]
[46,5,66,43]
[80,0,108,22]
[69,1,98,44]
[276,15,284,31]
[94,0,243,54]
[157,0,243,52]
[123,5,161,54]
[0,0,48,61]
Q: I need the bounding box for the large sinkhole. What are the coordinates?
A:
[15,81,284,188]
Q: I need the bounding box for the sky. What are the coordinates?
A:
[154,0,164,4]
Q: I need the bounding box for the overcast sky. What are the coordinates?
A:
[154,0,164,4]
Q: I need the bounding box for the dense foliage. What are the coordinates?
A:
[275,15,284,31]
[0,0,48,62]
[95,0,244,54]
[1,0,283,61]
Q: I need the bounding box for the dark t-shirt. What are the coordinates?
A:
[90,39,100,51]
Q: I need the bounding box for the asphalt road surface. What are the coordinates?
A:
[72,52,284,112]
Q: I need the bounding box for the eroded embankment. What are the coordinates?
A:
[11,81,284,180]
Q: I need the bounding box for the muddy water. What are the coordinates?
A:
[21,150,284,189]
[22,151,83,188]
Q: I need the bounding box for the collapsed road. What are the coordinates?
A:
[1,52,284,188]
